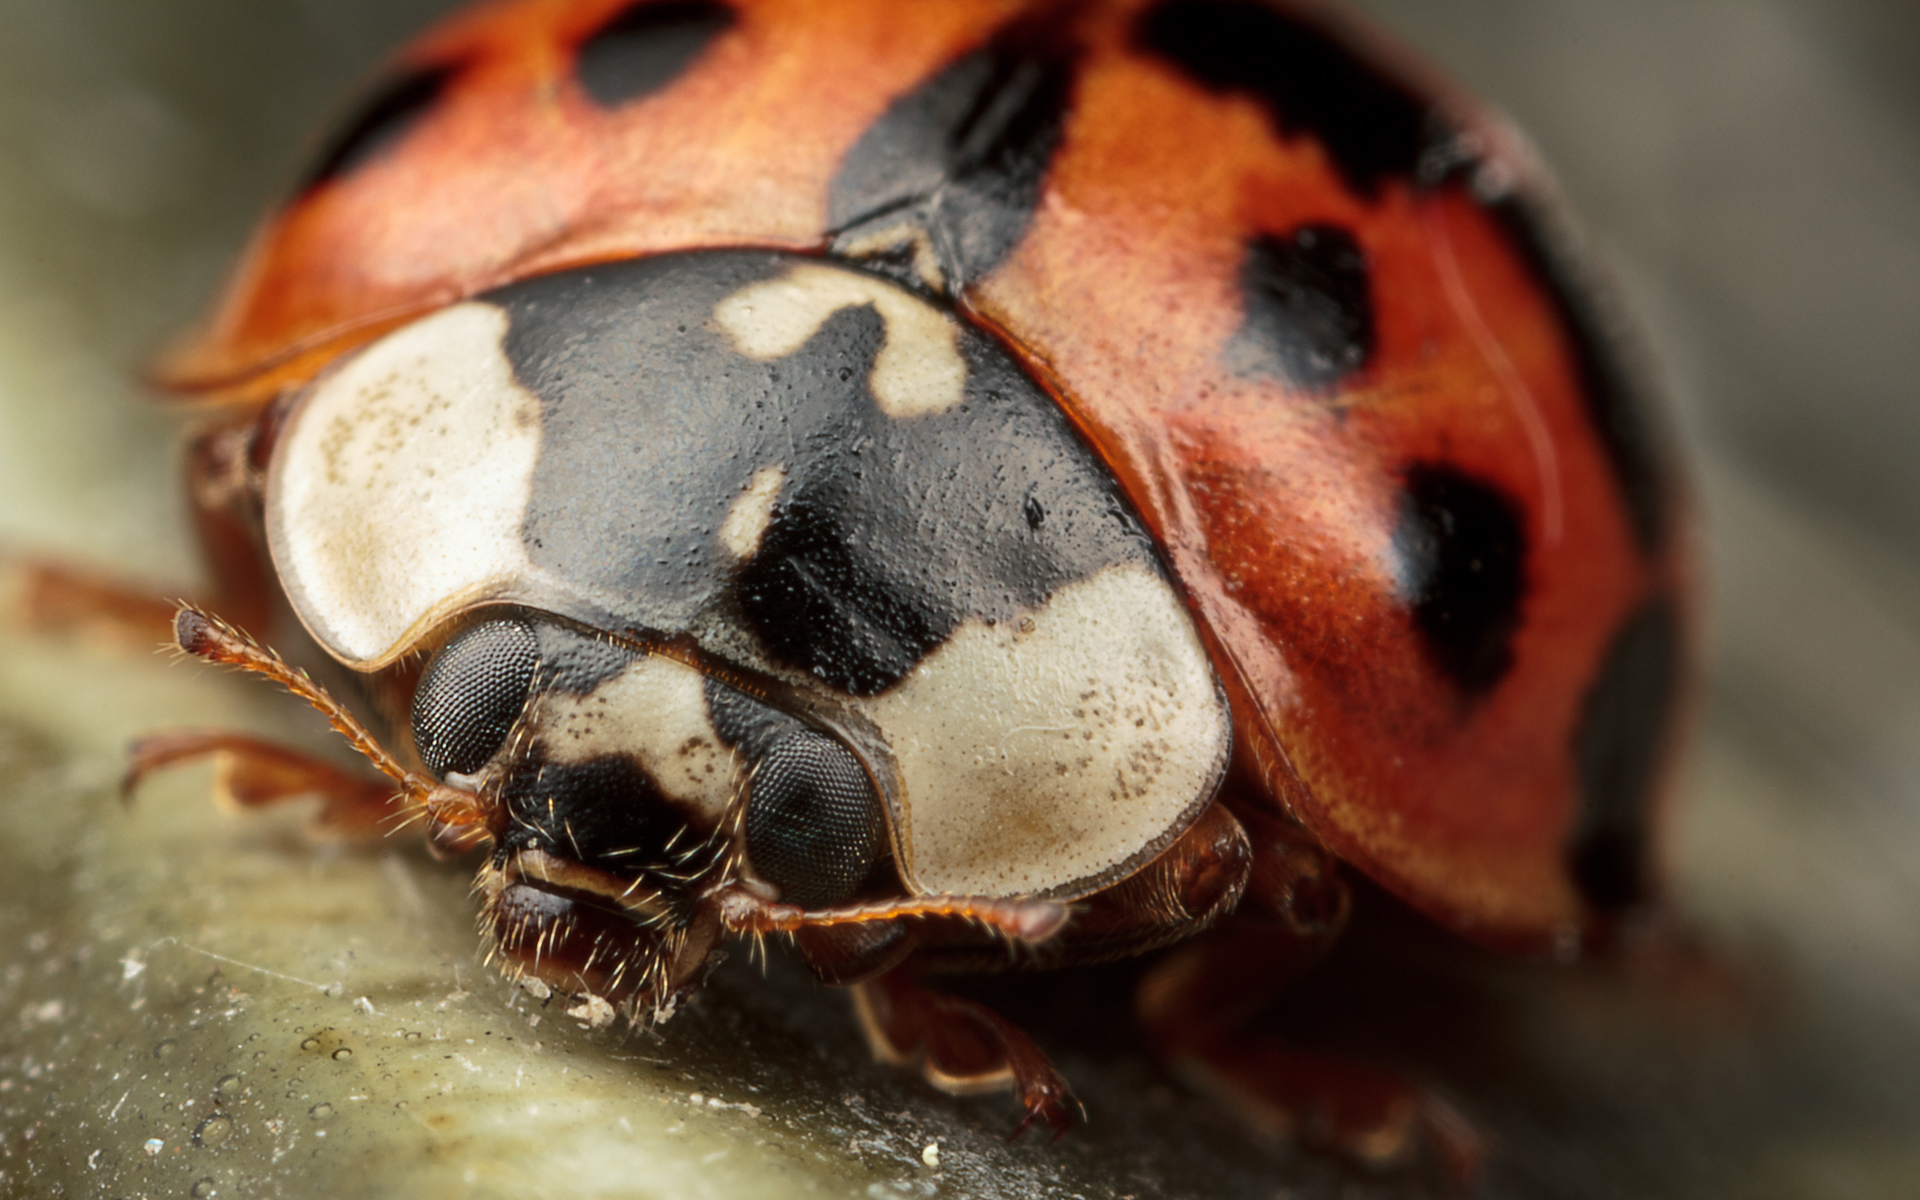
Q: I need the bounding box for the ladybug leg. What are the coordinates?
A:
[123,605,494,854]
[1137,808,1485,1186]
[1,554,182,650]
[178,410,278,635]
[851,967,1079,1140]
[790,920,918,986]
[120,600,400,837]
[818,804,1257,1140]
[1042,801,1254,965]
[5,410,276,647]
[123,730,403,838]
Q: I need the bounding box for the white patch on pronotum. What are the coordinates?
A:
[266,302,544,668]
[713,263,968,418]
[861,563,1231,900]
[718,465,785,560]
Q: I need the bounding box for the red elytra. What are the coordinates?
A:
[153,0,1686,957]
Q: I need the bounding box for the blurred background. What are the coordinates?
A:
[1,2,1916,1197]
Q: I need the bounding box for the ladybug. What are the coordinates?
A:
[118,0,1686,1179]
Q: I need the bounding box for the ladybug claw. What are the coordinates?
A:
[853,971,1078,1143]
[1008,1080,1078,1142]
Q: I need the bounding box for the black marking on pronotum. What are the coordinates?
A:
[574,0,734,109]
[1486,193,1670,555]
[301,64,456,191]
[1135,0,1439,200]
[532,621,636,697]
[1227,224,1375,388]
[738,484,951,697]
[490,250,1161,698]
[827,18,1077,288]
[1393,463,1528,696]
[1567,598,1678,911]
[704,676,807,762]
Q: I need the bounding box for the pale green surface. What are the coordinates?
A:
[0,644,1298,1199]
[4,2,1920,1198]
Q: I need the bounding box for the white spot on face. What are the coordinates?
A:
[718,465,785,560]
[712,263,968,418]
[267,302,544,667]
[530,655,737,824]
[860,564,1230,900]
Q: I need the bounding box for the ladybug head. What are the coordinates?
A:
[409,611,893,1008]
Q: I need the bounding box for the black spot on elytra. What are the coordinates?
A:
[1568,599,1679,910]
[1393,464,1527,696]
[1228,224,1374,388]
[1486,194,1670,555]
[575,0,733,109]
[301,64,455,190]
[1136,0,1438,199]
[828,19,1077,287]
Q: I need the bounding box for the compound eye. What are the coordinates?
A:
[411,617,539,777]
[744,731,885,908]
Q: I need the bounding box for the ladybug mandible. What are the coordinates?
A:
[126,0,1688,1178]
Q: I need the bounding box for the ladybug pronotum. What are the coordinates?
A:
[116,0,1687,1179]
